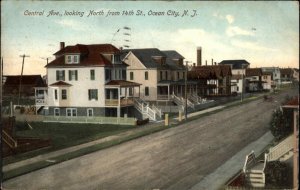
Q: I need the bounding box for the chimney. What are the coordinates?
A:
[193,63,196,67]
[214,62,217,65]
[60,42,65,50]
[205,60,207,66]
[197,47,202,66]
[119,47,123,51]
[211,59,213,65]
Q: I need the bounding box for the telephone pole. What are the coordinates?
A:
[18,54,30,105]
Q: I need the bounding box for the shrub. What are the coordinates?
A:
[270,107,293,141]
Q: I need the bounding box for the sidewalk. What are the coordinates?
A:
[3,103,225,174]
[189,131,274,190]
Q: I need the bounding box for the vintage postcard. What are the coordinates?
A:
[1,1,299,189]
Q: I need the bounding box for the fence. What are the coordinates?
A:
[43,116,137,125]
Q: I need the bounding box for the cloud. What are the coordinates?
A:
[213,13,234,24]
[230,39,278,51]
[226,26,255,37]
[226,15,234,24]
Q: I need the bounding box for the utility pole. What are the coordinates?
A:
[18,54,30,105]
[0,57,3,189]
[184,61,190,120]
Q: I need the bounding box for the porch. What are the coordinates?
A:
[105,80,141,117]
[157,80,198,100]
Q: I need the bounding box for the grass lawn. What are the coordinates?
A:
[4,122,137,164]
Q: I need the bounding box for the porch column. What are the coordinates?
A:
[138,86,140,98]
[117,87,121,117]
[167,85,170,100]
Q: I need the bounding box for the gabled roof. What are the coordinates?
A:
[121,48,186,70]
[219,60,250,69]
[188,65,232,79]
[280,68,293,75]
[47,44,120,68]
[246,68,262,77]
[49,81,72,87]
[3,75,46,87]
[162,50,185,60]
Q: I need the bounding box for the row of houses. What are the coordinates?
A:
[2,42,299,121]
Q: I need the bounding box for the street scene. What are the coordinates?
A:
[1,1,299,190]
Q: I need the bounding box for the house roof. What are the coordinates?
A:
[105,80,141,87]
[3,75,46,87]
[47,44,120,68]
[280,68,293,75]
[121,48,185,70]
[49,81,72,87]
[246,68,262,77]
[262,71,272,76]
[219,60,250,69]
[188,65,232,79]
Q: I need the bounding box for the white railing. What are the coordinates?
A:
[151,105,162,118]
[44,116,136,125]
[267,135,293,161]
[133,98,158,121]
[172,94,184,106]
[2,130,18,148]
[35,99,47,104]
[189,93,201,104]
[186,98,195,109]
[243,150,256,173]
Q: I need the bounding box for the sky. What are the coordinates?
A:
[1,1,299,76]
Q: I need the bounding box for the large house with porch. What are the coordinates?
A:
[36,42,141,118]
[121,48,197,105]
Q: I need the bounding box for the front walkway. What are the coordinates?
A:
[189,131,274,190]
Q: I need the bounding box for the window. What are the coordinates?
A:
[87,108,93,117]
[165,71,168,80]
[66,108,77,117]
[130,72,134,80]
[66,55,79,64]
[145,71,148,80]
[160,71,163,80]
[67,56,72,63]
[61,89,67,100]
[145,87,149,96]
[113,54,121,63]
[105,69,111,80]
[73,55,78,63]
[54,89,58,100]
[69,70,78,81]
[90,70,95,80]
[54,108,60,116]
[88,89,98,100]
[56,70,65,81]
[177,72,180,80]
[122,70,126,80]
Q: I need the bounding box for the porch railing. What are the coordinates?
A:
[267,134,293,162]
[157,95,169,100]
[2,130,18,148]
[43,116,136,125]
[105,98,134,107]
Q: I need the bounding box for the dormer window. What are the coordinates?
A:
[66,55,80,64]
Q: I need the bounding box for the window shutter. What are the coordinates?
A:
[62,71,65,81]
[88,89,91,100]
[75,70,78,80]
[69,70,71,81]
[56,70,59,81]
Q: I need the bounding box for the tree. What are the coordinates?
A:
[270,107,293,141]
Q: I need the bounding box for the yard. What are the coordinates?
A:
[4,122,137,164]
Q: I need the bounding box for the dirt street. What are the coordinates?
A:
[3,89,298,190]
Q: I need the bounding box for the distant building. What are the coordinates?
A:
[245,68,263,92]
[188,65,232,96]
[280,68,294,82]
[219,60,250,94]
[262,72,273,90]
[261,67,281,88]
[3,75,46,98]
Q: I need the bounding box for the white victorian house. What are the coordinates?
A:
[35,42,141,118]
